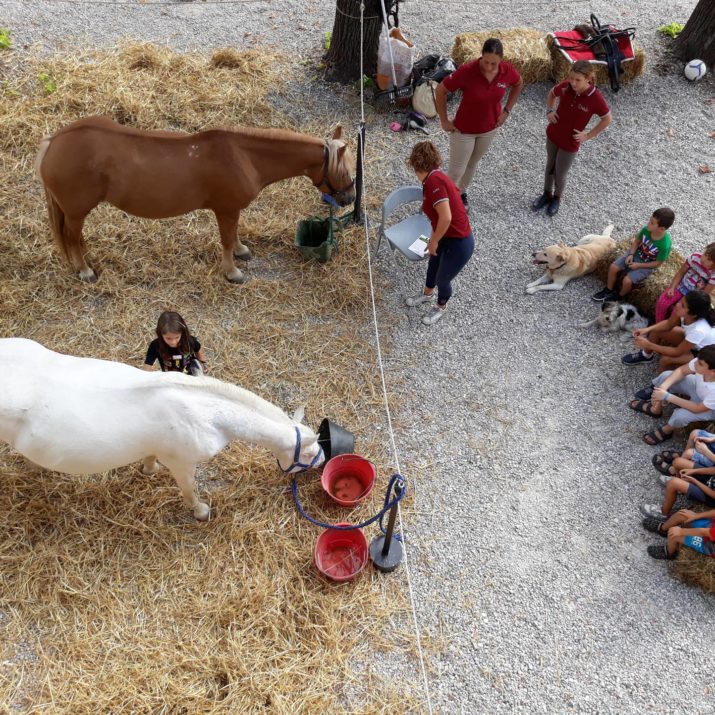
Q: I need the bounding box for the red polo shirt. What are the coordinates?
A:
[422,169,472,238]
[442,59,521,134]
[546,80,610,152]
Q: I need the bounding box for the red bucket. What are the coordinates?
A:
[321,454,376,507]
[314,524,368,582]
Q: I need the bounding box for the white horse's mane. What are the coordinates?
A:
[158,372,294,426]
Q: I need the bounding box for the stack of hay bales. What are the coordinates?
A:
[451,29,551,83]
[547,34,645,85]
[451,29,645,88]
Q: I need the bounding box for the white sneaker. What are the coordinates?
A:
[659,474,673,487]
[422,306,445,325]
[639,503,666,520]
[405,292,435,307]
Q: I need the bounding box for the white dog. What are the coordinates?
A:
[526,224,616,294]
[579,300,647,341]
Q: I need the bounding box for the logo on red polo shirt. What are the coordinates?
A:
[577,103,589,112]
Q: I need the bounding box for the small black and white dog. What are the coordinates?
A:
[579,301,647,340]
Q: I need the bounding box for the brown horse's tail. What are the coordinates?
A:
[35,137,79,265]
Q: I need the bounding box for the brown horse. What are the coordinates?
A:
[34,116,355,283]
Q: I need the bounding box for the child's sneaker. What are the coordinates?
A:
[422,306,445,325]
[622,351,654,366]
[642,516,667,535]
[592,287,615,302]
[658,474,673,487]
[639,503,666,520]
[647,543,677,560]
[405,292,435,307]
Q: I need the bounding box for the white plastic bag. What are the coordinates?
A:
[376,27,415,90]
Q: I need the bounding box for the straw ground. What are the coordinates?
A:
[0,44,423,712]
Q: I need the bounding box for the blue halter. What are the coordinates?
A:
[278,426,324,473]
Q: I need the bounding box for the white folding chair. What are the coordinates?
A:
[377,186,431,263]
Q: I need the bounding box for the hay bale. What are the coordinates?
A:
[593,237,683,318]
[451,29,551,84]
[0,42,421,712]
[547,35,646,86]
[671,544,715,593]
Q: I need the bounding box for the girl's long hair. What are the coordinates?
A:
[155,311,193,360]
[684,291,715,326]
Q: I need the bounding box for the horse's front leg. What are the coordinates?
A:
[165,461,210,521]
[215,211,246,283]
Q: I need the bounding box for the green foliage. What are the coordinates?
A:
[658,22,685,39]
[38,72,57,94]
[323,31,331,51]
[0,27,11,50]
[361,75,375,89]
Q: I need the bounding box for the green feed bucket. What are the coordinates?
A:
[295,216,337,264]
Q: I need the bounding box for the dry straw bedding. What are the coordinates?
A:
[0,44,423,713]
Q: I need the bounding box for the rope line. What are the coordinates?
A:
[356,14,433,709]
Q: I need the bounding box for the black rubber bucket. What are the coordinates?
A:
[317,418,355,460]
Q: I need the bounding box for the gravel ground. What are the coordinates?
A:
[2,1,715,713]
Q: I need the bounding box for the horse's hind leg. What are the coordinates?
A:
[230,209,252,262]
[215,211,246,284]
[65,214,97,283]
[164,461,210,521]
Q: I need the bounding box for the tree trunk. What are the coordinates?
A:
[325,0,385,83]
[673,0,715,65]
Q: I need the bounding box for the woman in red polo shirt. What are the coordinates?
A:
[532,60,612,217]
[434,38,523,208]
[405,141,474,326]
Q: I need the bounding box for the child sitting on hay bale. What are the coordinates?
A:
[623,291,715,370]
[654,243,715,323]
[641,507,715,561]
[629,346,715,446]
[592,208,674,303]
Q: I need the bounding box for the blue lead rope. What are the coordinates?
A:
[291,472,407,540]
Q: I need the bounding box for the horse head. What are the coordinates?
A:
[275,412,326,474]
[315,126,356,207]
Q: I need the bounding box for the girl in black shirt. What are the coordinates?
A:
[143,311,206,375]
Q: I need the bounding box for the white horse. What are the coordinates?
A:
[0,338,325,520]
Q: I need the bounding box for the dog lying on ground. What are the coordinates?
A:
[578,300,647,341]
[526,224,616,294]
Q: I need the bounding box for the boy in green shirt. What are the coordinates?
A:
[593,207,675,302]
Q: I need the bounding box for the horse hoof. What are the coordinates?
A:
[225,270,246,284]
[78,269,98,283]
[234,249,252,262]
[194,502,211,521]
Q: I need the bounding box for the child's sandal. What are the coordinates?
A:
[651,454,678,476]
[629,399,662,417]
[643,427,672,446]
[658,449,680,463]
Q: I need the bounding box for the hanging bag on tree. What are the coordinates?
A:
[376,27,415,90]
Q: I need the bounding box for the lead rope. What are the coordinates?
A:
[358,6,433,709]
